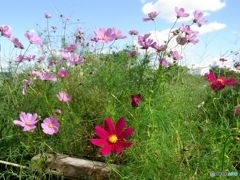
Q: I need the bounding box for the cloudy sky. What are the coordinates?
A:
[0,0,239,69]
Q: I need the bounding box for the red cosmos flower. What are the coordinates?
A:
[91,118,133,156]
[205,72,238,91]
[131,94,141,107]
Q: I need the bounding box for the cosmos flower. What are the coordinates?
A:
[143,11,160,22]
[91,117,133,156]
[25,32,43,46]
[57,91,71,102]
[131,94,141,107]
[13,112,38,131]
[205,72,238,91]
[41,116,60,135]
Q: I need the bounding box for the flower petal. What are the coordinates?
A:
[205,72,217,82]
[224,78,238,86]
[91,139,108,146]
[104,118,115,134]
[118,127,134,139]
[13,120,24,127]
[95,125,110,139]
[99,144,112,156]
[117,140,132,148]
[112,144,122,154]
[115,118,126,136]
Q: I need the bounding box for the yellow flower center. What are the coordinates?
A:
[48,123,53,128]
[108,135,118,144]
[102,36,107,41]
[217,78,223,83]
[25,121,29,126]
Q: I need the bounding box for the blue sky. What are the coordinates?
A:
[0,0,240,70]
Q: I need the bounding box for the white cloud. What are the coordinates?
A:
[191,22,226,34]
[142,0,226,22]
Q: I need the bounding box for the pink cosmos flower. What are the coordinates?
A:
[64,44,76,52]
[128,51,137,57]
[91,117,133,156]
[13,112,38,131]
[193,10,207,27]
[41,116,60,135]
[57,91,71,102]
[131,94,141,107]
[111,27,127,40]
[138,33,156,49]
[205,72,238,91]
[15,54,27,62]
[39,72,57,82]
[67,53,84,65]
[25,32,43,46]
[44,13,51,18]
[22,78,34,95]
[169,51,183,60]
[94,28,115,43]
[159,58,170,67]
[234,107,240,115]
[55,109,62,115]
[58,69,68,78]
[128,30,138,35]
[152,44,167,52]
[11,37,24,49]
[143,11,160,22]
[176,35,188,45]
[0,25,11,38]
[175,7,189,18]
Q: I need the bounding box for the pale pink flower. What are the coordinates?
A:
[22,78,34,95]
[159,58,170,67]
[64,44,76,52]
[111,27,127,40]
[67,53,84,65]
[143,11,160,22]
[44,13,51,18]
[169,51,183,60]
[57,91,71,102]
[39,72,57,81]
[11,37,24,49]
[25,32,43,46]
[128,30,138,35]
[13,112,38,131]
[193,10,207,27]
[41,116,60,135]
[94,28,115,43]
[175,7,189,18]
[0,25,11,38]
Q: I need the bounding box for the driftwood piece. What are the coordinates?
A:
[31,153,118,180]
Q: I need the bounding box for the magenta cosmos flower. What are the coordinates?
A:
[25,32,43,46]
[58,69,68,78]
[143,11,160,22]
[13,112,38,131]
[57,91,71,102]
[205,72,238,91]
[41,116,60,135]
[234,107,240,115]
[131,94,141,107]
[91,117,133,156]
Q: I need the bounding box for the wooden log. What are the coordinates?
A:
[31,153,118,180]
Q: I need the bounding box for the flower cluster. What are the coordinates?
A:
[13,112,60,135]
